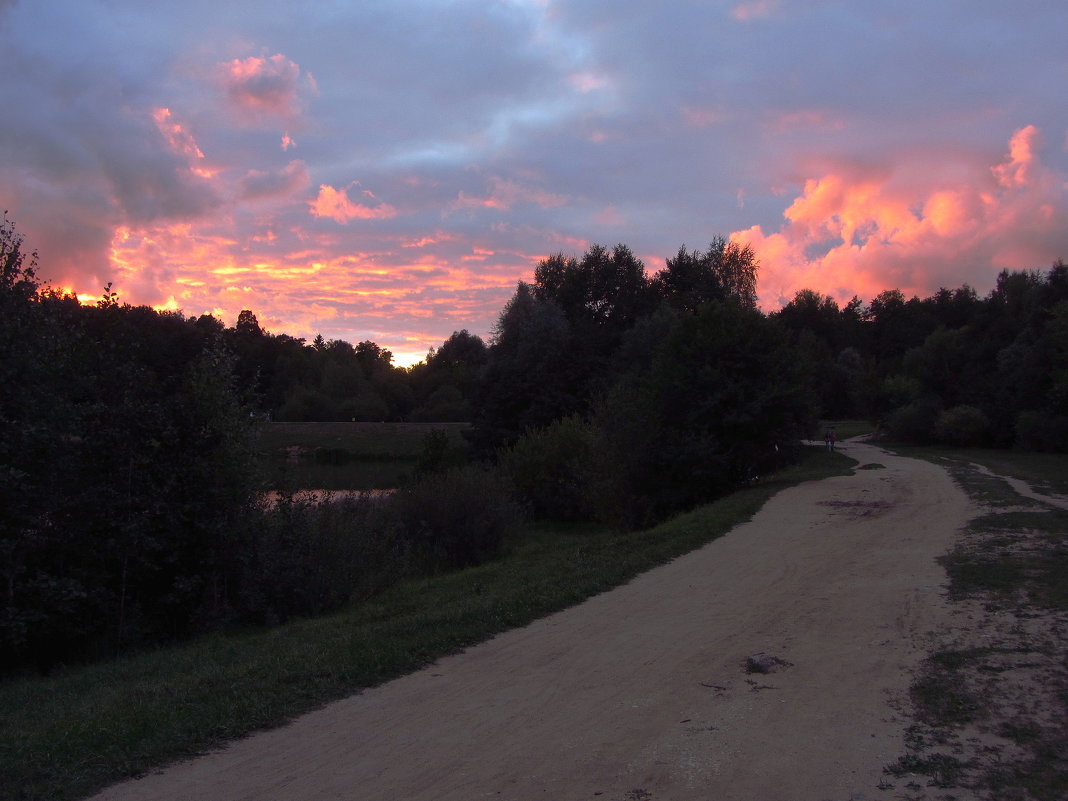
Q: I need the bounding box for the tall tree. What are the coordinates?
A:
[653,237,758,311]
[470,283,576,449]
[589,301,815,527]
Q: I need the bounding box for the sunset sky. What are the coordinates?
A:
[2,1,1067,366]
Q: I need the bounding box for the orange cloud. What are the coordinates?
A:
[310,184,398,223]
[101,217,524,365]
[734,125,1068,309]
[991,124,1042,189]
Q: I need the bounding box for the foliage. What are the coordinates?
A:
[934,404,991,447]
[0,218,267,671]
[1014,409,1068,452]
[588,302,815,528]
[499,415,595,521]
[775,262,1068,449]
[883,397,941,443]
[470,282,579,450]
[414,429,451,474]
[230,493,404,624]
[653,237,759,311]
[386,465,521,570]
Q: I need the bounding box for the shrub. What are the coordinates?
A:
[883,397,941,443]
[231,492,403,624]
[499,415,594,521]
[386,465,520,570]
[313,446,353,464]
[1014,410,1068,452]
[409,385,471,422]
[934,405,991,447]
[415,429,451,475]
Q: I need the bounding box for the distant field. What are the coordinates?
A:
[257,422,471,490]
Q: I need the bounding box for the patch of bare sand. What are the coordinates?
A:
[89,442,975,801]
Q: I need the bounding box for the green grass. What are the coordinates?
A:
[0,446,855,801]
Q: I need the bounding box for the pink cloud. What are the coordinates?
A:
[567,71,611,93]
[734,125,1068,309]
[766,109,845,134]
[152,108,204,160]
[731,1,779,22]
[593,205,626,226]
[309,184,398,223]
[991,124,1042,189]
[450,177,567,212]
[219,54,309,120]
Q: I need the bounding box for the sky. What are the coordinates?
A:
[2,0,1067,366]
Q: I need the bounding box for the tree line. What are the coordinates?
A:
[3,208,1066,673]
[773,270,1068,450]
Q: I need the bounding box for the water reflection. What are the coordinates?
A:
[260,488,395,506]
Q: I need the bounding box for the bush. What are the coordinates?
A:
[934,405,991,447]
[583,302,816,529]
[409,385,472,422]
[499,416,594,521]
[386,465,520,570]
[1014,410,1068,452]
[883,397,941,443]
[231,493,404,625]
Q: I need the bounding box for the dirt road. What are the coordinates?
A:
[90,441,974,801]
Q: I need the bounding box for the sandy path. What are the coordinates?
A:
[90,442,973,801]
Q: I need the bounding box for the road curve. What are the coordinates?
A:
[90,441,974,801]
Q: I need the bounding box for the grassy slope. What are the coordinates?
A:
[1,447,853,801]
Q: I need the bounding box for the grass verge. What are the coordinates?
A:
[881,446,1068,799]
[0,446,855,801]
